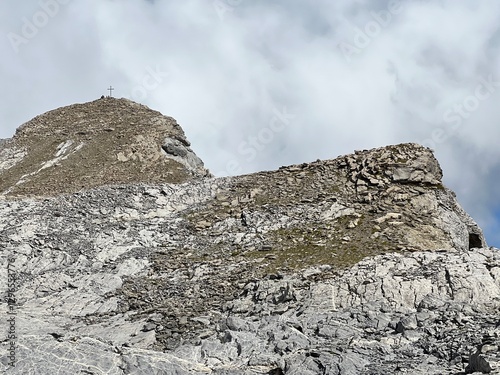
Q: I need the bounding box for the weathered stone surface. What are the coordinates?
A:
[0,102,497,374]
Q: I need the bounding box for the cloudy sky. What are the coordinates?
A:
[1,0,499,246]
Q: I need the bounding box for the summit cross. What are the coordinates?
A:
[108,86,114,97]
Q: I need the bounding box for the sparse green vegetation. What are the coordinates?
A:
[241,213,398,273]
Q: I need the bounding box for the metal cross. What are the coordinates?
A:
[108,86,114,97]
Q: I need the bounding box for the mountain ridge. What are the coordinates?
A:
[0,99,498,374]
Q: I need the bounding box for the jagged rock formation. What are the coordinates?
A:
[0,101,498,374]
[0,98,209,196]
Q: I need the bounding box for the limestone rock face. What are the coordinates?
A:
[0,102,497,374]
[0,98,209,196]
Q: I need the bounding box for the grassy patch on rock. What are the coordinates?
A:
[242,214,398,272]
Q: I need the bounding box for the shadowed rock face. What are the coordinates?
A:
[0,102,498,374]
[0,98,210,196]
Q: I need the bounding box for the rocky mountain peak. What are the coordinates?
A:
[0,97,209,196]
[0,102,498,374]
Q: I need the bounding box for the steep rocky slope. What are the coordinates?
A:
[0,100,498,374]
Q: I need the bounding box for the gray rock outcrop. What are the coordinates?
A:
[0,102,497,374]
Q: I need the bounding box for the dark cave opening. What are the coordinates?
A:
[468,233,482,249]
